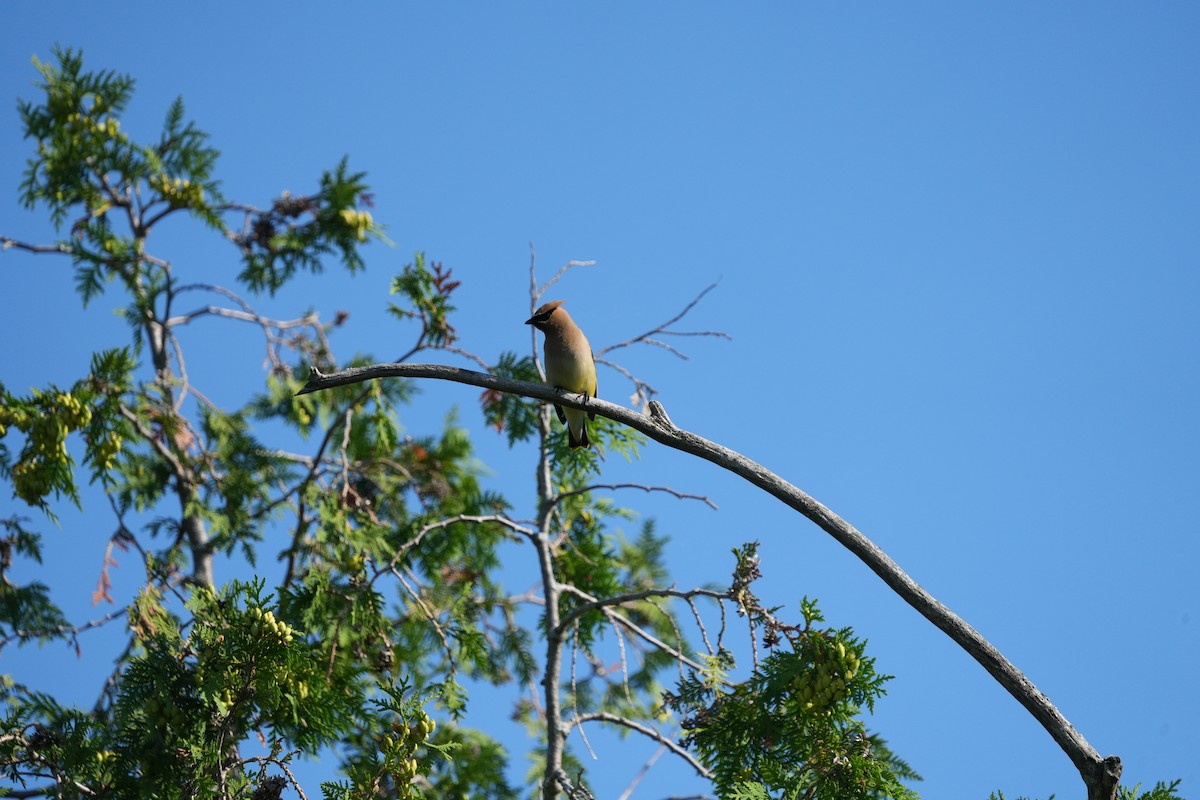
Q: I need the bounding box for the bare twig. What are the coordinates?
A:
[370,514,533,583]
[618,744,666,800]
[595,283,729,359]
[166,303,318,331]
[611,617,634,704]
[687,598,716,658]
[593,358,659,412]
[564,711,711,780]
[534,256,597,303]
[0,236,71,255]
[392,566,457,680]
[569,622,599,762]
[239,754,310,800]
[0,609,126,655]
[556,586,729,638]
[167,282,328,373]
[552,481,717,510]
[557,583,717,679]
[437,344,491,372]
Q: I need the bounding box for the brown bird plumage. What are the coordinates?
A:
[525,300,598,449]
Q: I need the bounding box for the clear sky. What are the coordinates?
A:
[2,4,1198,799]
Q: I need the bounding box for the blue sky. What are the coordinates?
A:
[2,3,1198,799]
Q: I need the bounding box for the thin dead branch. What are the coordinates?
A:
[551,482,718,510]
[564,711,711,780]
[595,283,729,359]
[0,236,72,255]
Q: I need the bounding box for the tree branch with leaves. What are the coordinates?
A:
[1,47,1182,800]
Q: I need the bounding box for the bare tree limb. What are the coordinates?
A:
[563,711,711,780]
[297,360,1119,798]
[165,304,318,331]
[555,586,729,639]
[0,609,127,655]
[533,253,597,302]
[551,482,718,510]
[371,514,533,581]
[595,283,730,359]
[557,583,717,679]
[0,237,71,255]
[594,358,659,413]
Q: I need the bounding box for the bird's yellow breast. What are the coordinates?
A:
[544,339,596,395]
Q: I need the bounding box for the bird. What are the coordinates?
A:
[525,299,598,449]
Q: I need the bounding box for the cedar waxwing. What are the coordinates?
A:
[525,300,598,449]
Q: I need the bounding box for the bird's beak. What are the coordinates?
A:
[524,316,535,325]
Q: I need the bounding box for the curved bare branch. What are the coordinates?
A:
[555,586,729,638]
[297,360,1118,797]
[564,710,711,780]
[551,482,718,510]
[595,282,730,359]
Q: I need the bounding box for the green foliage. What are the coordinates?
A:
[0,517,70,649]
[726,782,774,800]
[0,579,439,800]
[604,524,691,690]
[0,385,90,511]
[18,46,138,228]
[548,412,644,489]
[987,780,1187,800]
[195,407,299,559]
[482,350,540,445]
[1119,781,1186,800]
[663,550,919,800]
[9,47,1174,800]
[235,157,385,295]
[7,47,902,796]
[0,348,134,515]
[18,47,224,308]
[421,726,518,800]
[2,48,519,799]
[17,45,381,322]
[556,511,624,643]
[389,252,460,349]
[184,581,361,752]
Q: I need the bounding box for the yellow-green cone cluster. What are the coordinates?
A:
[339,208,373,241]
[791,640,860,713]
[148,174,206,207]
[382,711,435,784]
[0,391,117,504]
[249,606,295,645]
